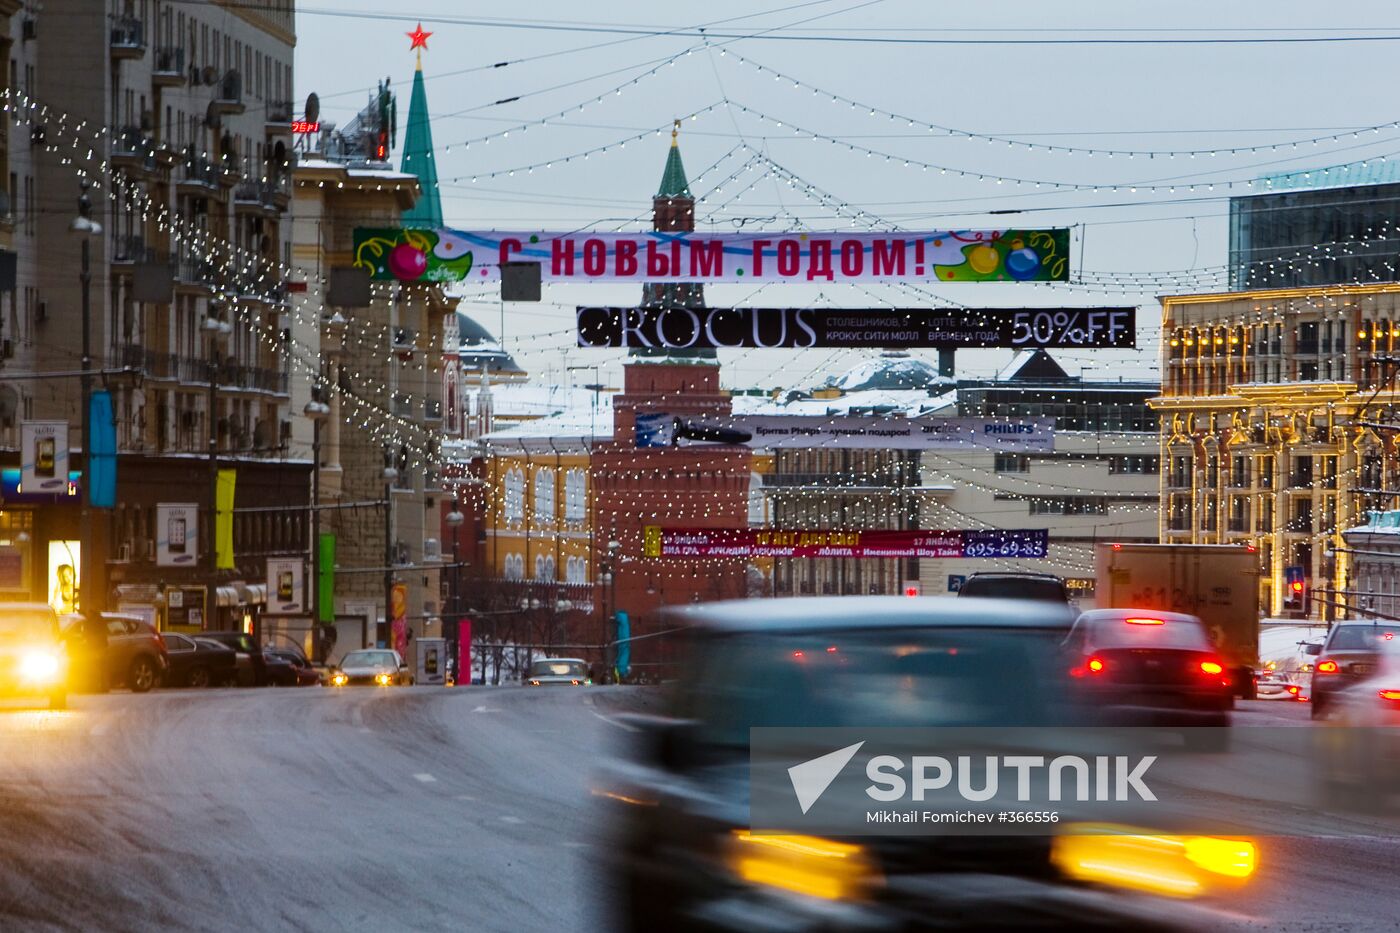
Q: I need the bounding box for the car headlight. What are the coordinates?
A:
[331,673,348,686]
[1051,826,1256,898]
[375,673,392,685]
[19,651,61,682]
[729,831,882,902]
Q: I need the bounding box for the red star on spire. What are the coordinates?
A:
[407,22,432,51]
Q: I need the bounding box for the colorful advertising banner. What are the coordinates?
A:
[265,557,305,616]
[391,582,409,657]
[637,414,1054,452]
[20,421,69,494]
[215,469,236,570]
[579,307,1135,350]
[156,503,199,567]
[642,527,1049,559]
[353,229,1070,284]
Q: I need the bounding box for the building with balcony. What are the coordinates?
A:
[1152,282,1400,618]
[0,1,299,624]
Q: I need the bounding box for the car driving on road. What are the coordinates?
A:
[330,649,410,686]
[1064,609,1232,744]
[0,602,67,709]
[1310,621,1394,720]
[599,596,1252,932]
[525,657,591,686]
[956,571,1072,605]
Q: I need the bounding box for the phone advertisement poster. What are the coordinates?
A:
[21,421,69,493]
[156,503,199,566]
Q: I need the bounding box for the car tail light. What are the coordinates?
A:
[1287,685,1300,696]
[1380,690,1400,701]
[1316,659,1340,674]
[1200,660,1224,675]
[1087,657,1105,673]
[1125,617,1165,625]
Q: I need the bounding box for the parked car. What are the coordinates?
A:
[62,613,168,693]
[956,571,1072,605]
[330,649,410,686]
[1309,621,1395,720]
[0,602,68,709]
[161,632,237,688]
[525,657,591,686]
[199,631,270,686]
[263,648,320,686]
[1063,609,1232,748]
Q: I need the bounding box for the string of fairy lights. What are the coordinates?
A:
[14,40,1400,596]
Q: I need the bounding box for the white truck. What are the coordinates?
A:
[1094,543,1262,698]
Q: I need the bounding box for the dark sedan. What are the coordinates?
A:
[1310,621,1395,719]
[598,596,1255,933]
[263,648,320,687]
[161,632,237,688]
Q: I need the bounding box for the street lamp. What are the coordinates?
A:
[602,538,621,681]
[383,450,399,649]
[204,303,231,629]
[445,499,465,681]
[303,391,330,659]
[69,182,102,615]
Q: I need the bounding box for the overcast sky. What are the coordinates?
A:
[294,1,1400,390]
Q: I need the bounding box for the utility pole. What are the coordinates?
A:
[304,391,330,658]
[383,448,397,649]
[71,182,100,615]
[204,302,230,629]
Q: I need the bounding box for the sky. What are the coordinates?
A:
[293,1,1400,391]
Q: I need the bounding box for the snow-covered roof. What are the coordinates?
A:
[829,352,954,392]
[738,388,956,417]
[477,383,617,421]
[481,405,614,446]
[295,158,417,181]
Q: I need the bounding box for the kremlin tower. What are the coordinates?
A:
[591,125,753,673]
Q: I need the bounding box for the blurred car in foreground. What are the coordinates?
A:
[0,602,67,709]
[263,648,320,686]
[599,596,1253,932]
[329,649,410,686]
[956,572,1071,605]
[1064,609,1232,747]
[1311,636,1400,805]
[161,632,237,687]
[1309,621,1395,720]
[525,657,591,686]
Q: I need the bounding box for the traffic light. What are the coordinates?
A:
[1284,566,1306,612]
[903,581,921,597]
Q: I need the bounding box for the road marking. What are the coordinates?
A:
[89,723,109,736]
[471,706,502,713]
[500,816,523,824]
[592,711,640,733]
[414,773,437,783]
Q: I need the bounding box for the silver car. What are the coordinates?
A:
[330,649,410,686]
[525,657,591,686]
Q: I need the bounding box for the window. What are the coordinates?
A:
[503,468,524,521]
[534,554,556,581]
[503,553,524,580]
[533,468,555,521]
[1026,496,1109,516]
[566,556,587,584]
[1108,455,1159,474]
[994,454,1029,473]
[564,469,586,522]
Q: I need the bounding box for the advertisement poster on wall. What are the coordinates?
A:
[156,504,199,567]
[265,558,305,615]
[47,540,80,615]
[21,421,69,494]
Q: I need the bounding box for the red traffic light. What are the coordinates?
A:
[904,586,920,597]
[1291,581,1304,593]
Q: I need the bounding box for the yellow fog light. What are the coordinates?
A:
[729,831,881,902]
[19,651,60,682]
[1052,826,1256,899]
[1183,836,1255,878]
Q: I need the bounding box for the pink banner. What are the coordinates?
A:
[457,619,471,685]
[391,582,408,656]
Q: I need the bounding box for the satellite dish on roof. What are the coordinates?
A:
[305,93,320,125]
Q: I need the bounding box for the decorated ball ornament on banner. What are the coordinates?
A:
[356,228,473,283]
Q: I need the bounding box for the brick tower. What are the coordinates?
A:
[591,124,752,675]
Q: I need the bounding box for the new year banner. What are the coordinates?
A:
[636,414,1055,451]
[353,229,1070,284]
[642,528,1050,559]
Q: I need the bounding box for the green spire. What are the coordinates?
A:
[401,64,443,227]
[656,120,691,198]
